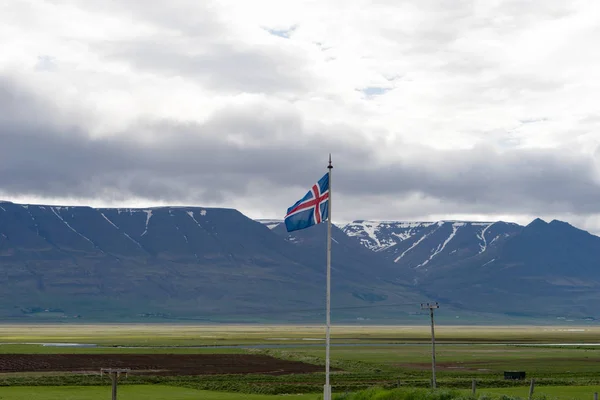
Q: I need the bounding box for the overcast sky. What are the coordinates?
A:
[1,0,600,232]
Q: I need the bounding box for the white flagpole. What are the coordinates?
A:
[324,154,333,400]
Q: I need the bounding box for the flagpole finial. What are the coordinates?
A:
[328,154,332,169]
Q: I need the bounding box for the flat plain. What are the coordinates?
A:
[2,323,600,345]
[1,324,600,399]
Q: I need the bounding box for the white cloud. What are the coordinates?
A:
[0,0,600,232]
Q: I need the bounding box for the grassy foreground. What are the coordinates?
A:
[0,385,319,400]
[337,387,600,400]
[478,385,600,399]
[1,386,599,400]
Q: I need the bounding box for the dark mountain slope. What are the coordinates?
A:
[338,217,600,319]
[0,202,425,321]
[420,219,600,317]
[4,198,600,322]
[268,221,419,307]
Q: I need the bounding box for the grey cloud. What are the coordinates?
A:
[55,0,224,37]
[379,0,476,55]
[0,79,366,202]
[340,145,600,215]
[519,118,548,124]
[98,37,313,94]
[82,0,314,94]
[490,73,565,94]
[493,0,576,24]
[376,0,577,88]
[581,114,600,124]
[35,56,56,72]
[1,79,600,217]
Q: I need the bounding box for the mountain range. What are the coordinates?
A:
[0,200,599,323]
[337,219,600,319]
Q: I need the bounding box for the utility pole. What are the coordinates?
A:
[101,368,130,400]
[421,302,439,389]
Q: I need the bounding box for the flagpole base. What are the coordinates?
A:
[323,384,332,400]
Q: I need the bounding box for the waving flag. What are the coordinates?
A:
[284,173,330,232]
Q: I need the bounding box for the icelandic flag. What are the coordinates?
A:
[284,173,330,232]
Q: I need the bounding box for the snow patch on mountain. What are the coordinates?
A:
[101,213,119,230]
[482,258,496,267]
[340,220,523,270]
[187,211,203,228]
[100,212,143,248]
[257,219,284,230]
[394,230,434,262]
[476,222,495,254]
[51,207,97,247]
[353,221,383,249]
[416,222,463,268]
[141,210,153,236]
[255,218,522,272]
[343,220,436,251]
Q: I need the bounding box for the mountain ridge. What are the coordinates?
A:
[0,201,424,322]
[262,216,600,319]
[1,201,599,322]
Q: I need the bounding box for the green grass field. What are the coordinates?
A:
[1,324,600,398]
[477,385,600,399]
[275,343,600,376]
[1,385,598,400]
[338,387,600,400]
[0,385,320,400]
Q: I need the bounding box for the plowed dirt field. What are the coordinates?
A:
[0,354,324,376]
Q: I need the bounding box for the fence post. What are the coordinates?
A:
[100,368,129,400]
[528,378,535,400]
[472,379,476,395]
[594,392,598,400]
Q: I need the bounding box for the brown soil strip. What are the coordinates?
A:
[0,354,326,376]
